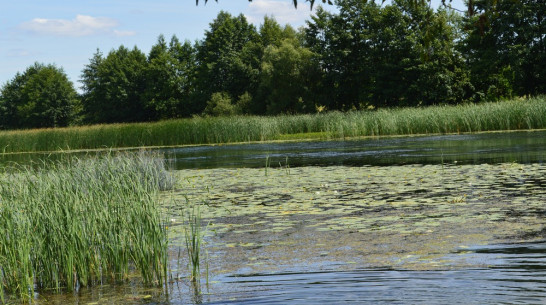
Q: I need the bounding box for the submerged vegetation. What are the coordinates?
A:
[0,96,545,154]
[0,153,172,303]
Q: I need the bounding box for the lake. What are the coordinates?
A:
[3,130,546,304]
[157,130,546,169]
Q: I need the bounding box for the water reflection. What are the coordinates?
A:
[160,131,546,169]
[2,131,546,169]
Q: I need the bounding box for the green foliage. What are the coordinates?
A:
[145,35,198,119]
[259,39,320,114]
[204,92,237,116]
[0,97,544,154]
[80,46,148,124]
[461,0,545,100]
[2,2,544,128]
[235,91,253,114]
[195,12,260,110]
[0,153,170,302]
[305,0,473,108]
[0,63,79,129]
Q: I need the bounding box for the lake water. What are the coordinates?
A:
[207,241,546,304]
[3,130,546,304]
[157,131,546,304]
[160,130,546,169]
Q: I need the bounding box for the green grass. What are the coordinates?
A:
[184,204,203,284]
[0,96,545,154]
[0,152,172,303]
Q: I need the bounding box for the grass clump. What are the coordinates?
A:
[0,152,171,303]
[0,96,545,154]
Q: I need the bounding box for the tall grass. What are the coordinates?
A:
[0,152,172,303]
[184,204,203,284]
[0,96,545,154]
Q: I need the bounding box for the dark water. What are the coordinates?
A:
[2,130,545,169]
[160,131,546,169]
[170,241,546,304]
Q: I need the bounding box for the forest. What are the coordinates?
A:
[0,0,544,130]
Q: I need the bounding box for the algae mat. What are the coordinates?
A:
[164,163,546,275]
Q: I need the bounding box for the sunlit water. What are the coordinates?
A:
[3,131,546,304]
[155,242,546,304]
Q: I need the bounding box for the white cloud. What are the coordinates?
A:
[19,15,134,37]
[245,0,316,26]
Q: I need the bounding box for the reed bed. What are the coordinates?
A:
[0,96,544,154]
[0,152,172,303]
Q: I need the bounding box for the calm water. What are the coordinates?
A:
[2,130,545,168]
[160,130,546,169]
[3,130,546,304]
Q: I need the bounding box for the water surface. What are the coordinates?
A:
[161,130,546,169]
[3,131,546,304]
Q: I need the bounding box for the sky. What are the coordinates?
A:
[0,0,466,91]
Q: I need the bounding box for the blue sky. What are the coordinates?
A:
[0,0,466,91]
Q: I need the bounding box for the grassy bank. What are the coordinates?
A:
[1,96,545,154]
[0,153,172,302]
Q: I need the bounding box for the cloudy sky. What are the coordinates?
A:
[0,0,465,90]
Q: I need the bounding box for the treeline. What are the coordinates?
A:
[0,0,544,130]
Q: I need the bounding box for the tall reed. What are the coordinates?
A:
[184,204,203,284]
[0,96,544,154]
[0,152,172,302]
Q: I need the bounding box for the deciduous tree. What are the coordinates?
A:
[80,46,148,123]
[0,63,79,129]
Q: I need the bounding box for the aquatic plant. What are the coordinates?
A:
[265,155,271,176]
[184,203,205,284]
[0,152,171,302]
[0,96,545,154]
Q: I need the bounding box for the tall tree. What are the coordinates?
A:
[81,46,148,124]
[0,63,79,129]
[144,35,198,119]
[305,0,471,108]
[195,11,260,112]
[461,0,545,100]
[259,38,320,114]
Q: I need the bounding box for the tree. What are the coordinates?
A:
[144,35,198,119]
[461,0,545,100]
[305,0,472,108]
[81,46,148,124]
[194,11,260,113]
[203,92,236,116]
[0,63,79,129]
[258,39,320,114]
[196,0,332,9]
[259,16,297,48]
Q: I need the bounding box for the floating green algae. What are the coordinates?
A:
[163,163,546,274]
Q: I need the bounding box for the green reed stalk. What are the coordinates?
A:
[184,203,203,284]
[0,152,171,303]
[0,96,545,154]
